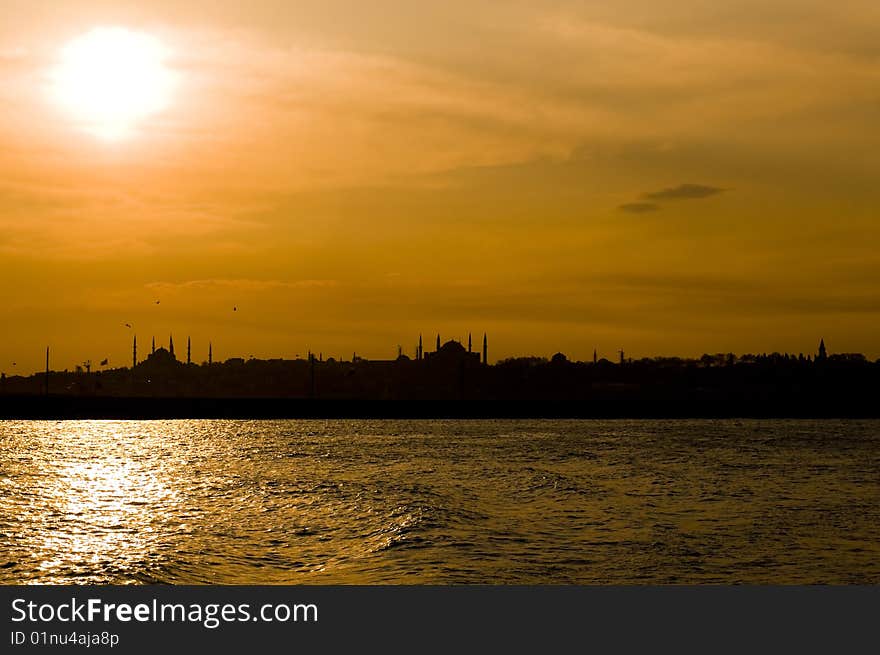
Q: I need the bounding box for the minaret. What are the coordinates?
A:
[468,333,472,353]
[818,338,827,360]
[208,342,212,365]
[45,346,50,396]
[151,336,156,355]
[169,334,175,358]
[436,333,441,351]
[593,348,597,364]
[133,335,137,368]
[187,337,191,365]
[418,334,423,361]
[482,333,487,365]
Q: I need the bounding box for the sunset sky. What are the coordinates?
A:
[2,1,879,372]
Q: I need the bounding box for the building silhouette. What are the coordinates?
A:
[138,346,180,375]
[424,339,481,365]
[8,331,880,419]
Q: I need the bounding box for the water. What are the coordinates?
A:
[1,419,878,584]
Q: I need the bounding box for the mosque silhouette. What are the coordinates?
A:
[1,334,878,418]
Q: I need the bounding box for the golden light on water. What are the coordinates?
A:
[25,422,178,584]
[50,27,176,141]
[2,420,880,584]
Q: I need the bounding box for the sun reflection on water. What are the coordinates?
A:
[2,419,879,584]
[14,421,179,584]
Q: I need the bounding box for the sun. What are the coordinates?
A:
[51,27,176,141]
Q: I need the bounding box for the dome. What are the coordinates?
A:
[136,346,181,372]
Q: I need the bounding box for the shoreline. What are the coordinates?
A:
[2,395,878,420]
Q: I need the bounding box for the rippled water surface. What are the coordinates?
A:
[1,419,878,584]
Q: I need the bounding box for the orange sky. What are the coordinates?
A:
[2,1,880,373]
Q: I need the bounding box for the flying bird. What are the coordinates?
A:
[233,306,237,312]
[100,358,109,366]
[155,300,160,304]
[124,323,132,328]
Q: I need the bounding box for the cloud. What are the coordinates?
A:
[144,279,338,293]
[618,182,723,215]
[643,183,725,200]
[619,202,660,213]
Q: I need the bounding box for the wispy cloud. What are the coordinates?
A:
[145,279,338,292]
[619,202,660,213]
[617,183,724,214]
[643,184,724,200]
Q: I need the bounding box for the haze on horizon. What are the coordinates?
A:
[2,1,879,373]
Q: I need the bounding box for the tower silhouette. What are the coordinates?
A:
[418,334,423,361]
[468,333,472,353]
[482,333,488,365]
[169,334,175,359]
[208,342,212,365]
[593,348,597,364]
[818,338,827,360]
[187,337,191,365]
[436,334,441,351]
[132,335,137,368]
[151,336,155,355]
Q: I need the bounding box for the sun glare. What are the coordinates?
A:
[52,27,175,141]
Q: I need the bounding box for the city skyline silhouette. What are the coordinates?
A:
[1,330,864,377]
[2,332,878,419]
